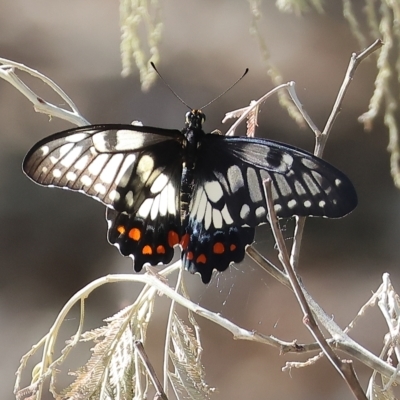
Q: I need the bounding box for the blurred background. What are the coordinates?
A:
[0,1,398,399]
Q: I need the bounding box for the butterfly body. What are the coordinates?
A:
[23,110,357,283]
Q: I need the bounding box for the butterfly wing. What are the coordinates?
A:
[105,157,183,270]
[23,124,183,210]
[181,134,357,283]
[23,124,184,268]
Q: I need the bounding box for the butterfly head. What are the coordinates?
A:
[185,109,206,130]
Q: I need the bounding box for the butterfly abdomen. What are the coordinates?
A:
[179,124,204,224]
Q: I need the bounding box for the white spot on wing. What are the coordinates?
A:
[159,184,168,216]
[247,167,263,202]
[274,204,282,213]
[66,171,77,181]
[294,181,307,196]
[53,169,61,178]
[138,198,153,218]
[94,183,107,195]
[319,200,326,208]
[65,133,88,143]
[302,173,320,196]
[205,202,212,230]
[282,153,293,167]
[335,178,342,186]
[60,146,84,168]
[59,143,74,157]
[304,200,312,208]
[93,130,154,152]
[108,190,120,202]
[274,174,291,196]
[221,205,233,225]
[288,199,297,209]
[301,158,318,169]
[204,181,223,203]
[240,204,250,220]
[167,183,176,215]
[88,154,109,175]
[81,175,93,186]
[100,154,124,184]
[137,155,154,183]
[311,171,323,185]
[125,190,134,207]
[115,154,136,188]
[74,155,89,171]
[190,187,203,217]
[196,190,207,222]
[227,165,244,193]
[151,173,169,194]
[151,195,160,220]
[213,209,223,229]
[255,206,266,218]
[41,146,49,156]
[115,130,146,151]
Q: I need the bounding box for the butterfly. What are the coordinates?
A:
[23,109,357,283]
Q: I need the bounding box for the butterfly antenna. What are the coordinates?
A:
[200,68,249,110]
[150,62,191,110]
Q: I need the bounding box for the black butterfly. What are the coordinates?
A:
[23,110,357,283]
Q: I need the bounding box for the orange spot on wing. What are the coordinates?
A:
[142,245,152,255]
[213,242,225,254]
[117,225,126,235]
[168,231,179,247]
[129,228,141,241]
[230,244,237,251]
[156,245,166,254]
[180,233,190,249]
[186,251,194,261]
[196,254,207,264]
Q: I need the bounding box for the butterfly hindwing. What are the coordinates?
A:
[181,217,255,284]
[106,208,181,270]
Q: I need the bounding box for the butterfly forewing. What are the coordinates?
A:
[23,125,182,211]
[194,135,357,222]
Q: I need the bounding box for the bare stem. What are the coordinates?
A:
[135,341,168,400]
[262,179,367,400]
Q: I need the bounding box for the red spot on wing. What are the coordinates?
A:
[180,233,190,249]
[117,225,126,235]
[230,244,237,251]
[196,254,207,264]
[156,245,166,254]
[213,242,225,254]
[142,245,152,255]
[129,228,141,241]
[168,230,180,247]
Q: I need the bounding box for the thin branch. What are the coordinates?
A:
[284,40,384,270]
[0,58,88,126]
[135,341,168,400]
[262,178,367,400]
[317,39,383,156]
[163,263,183,394]
[223,82,292,136]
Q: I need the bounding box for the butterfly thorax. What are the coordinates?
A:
[180,110,206,223]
